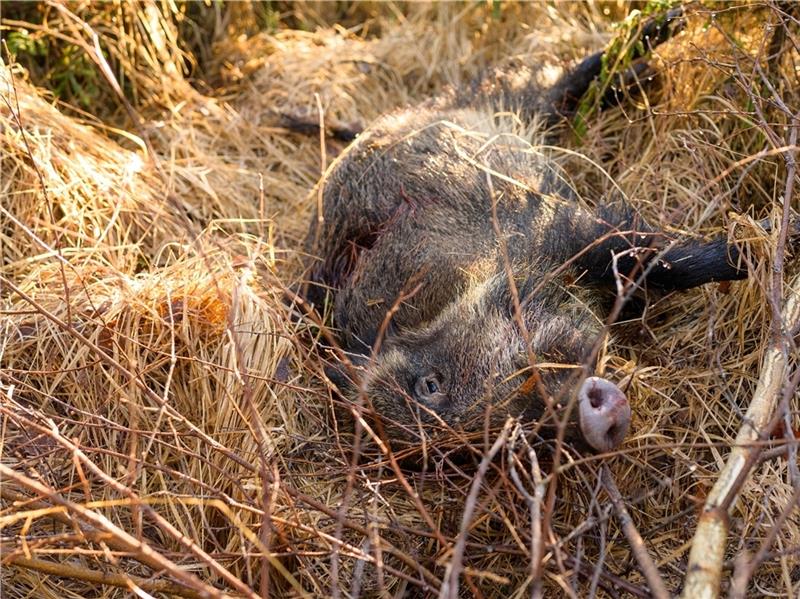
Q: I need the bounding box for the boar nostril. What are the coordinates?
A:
[587,386,604,409]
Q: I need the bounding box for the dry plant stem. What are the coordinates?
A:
[0,274,254,472]
[4,555,205,599]
[2,399,310,595]
[564,554,649,599]
[46,1,157,160]
[529,450,546,599]
[38,2,199,236]
[4,408,269,598]
[1,59,72,325]
[224,279,279,597]
[2,484,432,593]
[440,421,512,599]
[507,426,546,599]
[587,506,609,599]
[726,364,800,596]
[0,464,229,599]
[330,283,438,598]
[4,4,798,597]
[729,482,800,599]
[0,394,253,501]
[2,77,434,588]
[600,466,670,599]
[99,280,443,595]
[682,120,799,599]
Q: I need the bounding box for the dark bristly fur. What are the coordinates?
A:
[302,9,748,449]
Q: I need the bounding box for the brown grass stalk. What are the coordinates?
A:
[4,555,206,599]
[0,463,229,598]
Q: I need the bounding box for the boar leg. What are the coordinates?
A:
[550,205,748,291]
[277,112,362,141]
[543,7,684,119]
[634,238,748,291]
[576,229,748,291]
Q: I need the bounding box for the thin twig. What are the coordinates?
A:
[0,274,255,472]
[728,482,800,599]
[4,555,205,599]
[600,466,670,599]
[440,421,512,599]
[1,48,72,325]
[0,464,229,599]
[507,424,547,599]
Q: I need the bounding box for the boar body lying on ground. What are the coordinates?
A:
[302,12,747,453]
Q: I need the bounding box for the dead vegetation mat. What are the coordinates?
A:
[1,2,798,597]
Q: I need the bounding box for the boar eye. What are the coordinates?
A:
[414,374,445,403]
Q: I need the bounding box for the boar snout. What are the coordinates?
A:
[577,377,631,453]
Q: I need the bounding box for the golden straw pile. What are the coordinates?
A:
[1,2,798,597]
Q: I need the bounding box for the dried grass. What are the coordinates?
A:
[1,2,798,597]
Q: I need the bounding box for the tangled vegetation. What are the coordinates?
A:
[1,2,798,597]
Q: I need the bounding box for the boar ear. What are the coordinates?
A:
[484,274,542,319]
[479,276,512,318]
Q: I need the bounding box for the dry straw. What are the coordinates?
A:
[1,2,798,597]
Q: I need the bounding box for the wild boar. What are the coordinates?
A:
[301,10,747,453]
